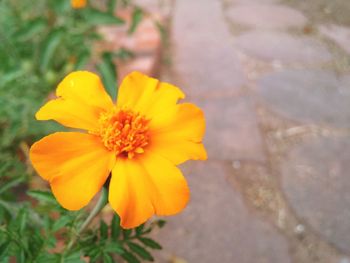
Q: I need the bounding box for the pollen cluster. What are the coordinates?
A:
[93,108,150,159]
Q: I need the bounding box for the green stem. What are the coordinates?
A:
[65,187,108,252]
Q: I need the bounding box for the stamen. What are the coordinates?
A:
[91,107,150,158]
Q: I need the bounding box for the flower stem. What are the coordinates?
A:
[65,187,108,252]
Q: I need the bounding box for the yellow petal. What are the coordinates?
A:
[149,139,207,165]
[150,103,205,140]
[36,71,114,131]
[116,72,184,118]
[140,152,190,216]
[30,132,115,210]
[109,158,155,229]
[148,103,207,164]
[109,153,190,228]
[71,0,86,9]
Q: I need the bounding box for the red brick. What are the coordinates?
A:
[117,54,160,82]
[96,9,164,79]
[122,19,161,54]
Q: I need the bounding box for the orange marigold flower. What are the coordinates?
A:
[71,0,86,9]
[29,71,207,228]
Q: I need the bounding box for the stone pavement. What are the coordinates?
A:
[142,0,350,262]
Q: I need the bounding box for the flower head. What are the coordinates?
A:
[30,71,207,228]
[71,0,86,9]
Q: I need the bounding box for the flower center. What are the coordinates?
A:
[92,108,150,159]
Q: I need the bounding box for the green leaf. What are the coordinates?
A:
[128,242,154,261]
[85,8,124,25]
[47,236,57,249]
[111,215,121,240]
[128,7,143,35]
[52,215,72,232]
[35,252,59,263]
[100,220,108,240]
[17,208,28,235]
[121,0,131,7]
[16,250,26,263]
[155,21,168,44]
[63,251,84,263]
[135,224,144,236]
[14,18,47,41]
[49,0,70,14]
[43,216,52,233]
[104,242,124,254]
[40,29,63,72]
[96,52,117,101]
[28,232,44,259]
[103,253,113,263]
[86,246,101,262]
[121,250,141,263]
[107,0,117,14]
[138,237,162,250]
[0,242,10,258]
[27,190,57,204]
[0,176,25,195]
[74,51,90,70]
[122,228,132,239]
[0,70,24,88]
[156,219,166,228]
[114,48,134,61]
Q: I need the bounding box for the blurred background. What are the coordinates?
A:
[1,0,350,262]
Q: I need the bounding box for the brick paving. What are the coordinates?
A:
[233,31,333,65]
[140,0,350,262]
[196,96,266,162]
[318,24,350,55]
[97,7,163,81]
[256,69,350,128]
[226,4,308,29]
[153,162,291,263]
[171,0,245,98]
[281,137,350,254]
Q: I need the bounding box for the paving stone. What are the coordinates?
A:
[153,162,292,263]
[227,4,308,29]
[281,0,350,26]
[319,24,350,54]
[118,55,160,81]
[234,31,333,64]
[96,11,162,81]
[133,0,159,11]
[122,18,162,54]
[281,137,350,254]
[172,0,246,98]
[256,69,350,128]
[133,0,173,15]
[232,0,279,3]
[340,258,350,263]
[194,97,265,161]
[97,16,161,54]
